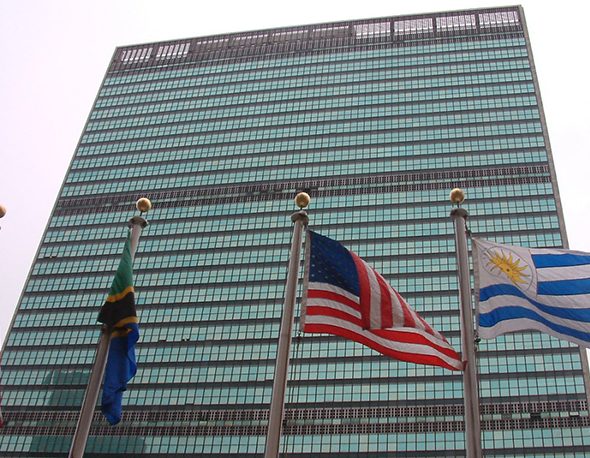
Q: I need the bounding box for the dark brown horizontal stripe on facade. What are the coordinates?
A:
[1,399,585,435]
[53,165,550,215]
[1,415,587,437]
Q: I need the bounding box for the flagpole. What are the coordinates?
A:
[68,199,150,458]
[450,189,482,458]
[264,193,310,458]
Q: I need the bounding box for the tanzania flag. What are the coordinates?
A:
[98,232,140,425]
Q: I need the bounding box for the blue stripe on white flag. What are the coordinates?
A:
[532,253,590,268]
[480,284,590,322]
[537,277,590,296]
[479,306,590,343]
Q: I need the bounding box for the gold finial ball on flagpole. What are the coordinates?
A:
[294,192,311,209]
[136,197,152,213]
[449,188,465,205]
[0,204,6,218]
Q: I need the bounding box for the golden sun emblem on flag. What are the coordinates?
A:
[486,249,530,286]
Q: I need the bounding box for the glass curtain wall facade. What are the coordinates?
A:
[1,5,590,457]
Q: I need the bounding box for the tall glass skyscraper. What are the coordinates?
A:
[1,5,589,457]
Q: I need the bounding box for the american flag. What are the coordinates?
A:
[301,231,463,371]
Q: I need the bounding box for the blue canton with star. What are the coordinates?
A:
[308,231,360,297]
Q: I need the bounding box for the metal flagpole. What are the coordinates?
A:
[450,188,482,458]
[68,199,150,458]
[68,326,111,458]
[264,193,310,458]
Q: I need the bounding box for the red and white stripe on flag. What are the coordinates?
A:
[350,251,440,337]
[302,281,463,371]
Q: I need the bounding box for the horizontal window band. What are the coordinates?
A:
[89,92,537,125]
[94,70,533,111]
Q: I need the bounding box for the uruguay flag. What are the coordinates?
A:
[474,238,590,348]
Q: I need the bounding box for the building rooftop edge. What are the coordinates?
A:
[114,5,522,52]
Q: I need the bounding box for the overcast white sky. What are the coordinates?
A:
[1,0,589,345]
